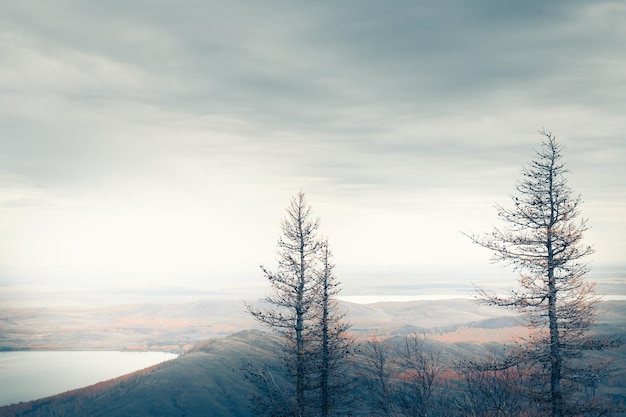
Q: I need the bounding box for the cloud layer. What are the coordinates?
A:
[1,1,624,293]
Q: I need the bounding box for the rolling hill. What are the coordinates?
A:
[1,297,528,351]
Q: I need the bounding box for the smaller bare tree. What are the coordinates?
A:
[357,336,400,417]
[395,334,448,416]
[245,364,296,417]
[454,352,538,417]
[357,334,451,417]
[313,239,353,417]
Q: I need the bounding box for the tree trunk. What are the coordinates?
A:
[547,145,562,417]
[296,212,306,415]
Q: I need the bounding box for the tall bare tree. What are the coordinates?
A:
[248,192,322,416]
[466,131,618,416]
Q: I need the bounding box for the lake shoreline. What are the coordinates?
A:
[0,350,178,407]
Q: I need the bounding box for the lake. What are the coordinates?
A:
[0,350,178,407]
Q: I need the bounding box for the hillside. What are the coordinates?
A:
[0,330,278,417]
[2,325,625,417]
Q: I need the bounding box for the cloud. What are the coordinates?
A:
[0,1,624,289]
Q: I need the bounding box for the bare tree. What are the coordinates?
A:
[357,337,400,417]
[245,364,296,417]
[454,352,538,417]
[248,192,353,417]
[248,192,322,416]
[314,239,353,417]
[395,334,448,416]
[357,334,451,417]
[466,131,619,416]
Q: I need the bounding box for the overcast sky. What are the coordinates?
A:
[1,1,625,297]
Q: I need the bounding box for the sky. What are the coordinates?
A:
[1,1,625,299]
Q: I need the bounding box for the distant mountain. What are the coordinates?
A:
[0,297,521,351]
[2,298,624,351]
[0,299,259,351]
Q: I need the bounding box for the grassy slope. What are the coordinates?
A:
[0,330,495,417]
[0,330,280,417]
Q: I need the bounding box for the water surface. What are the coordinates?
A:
[0,350,177,406]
